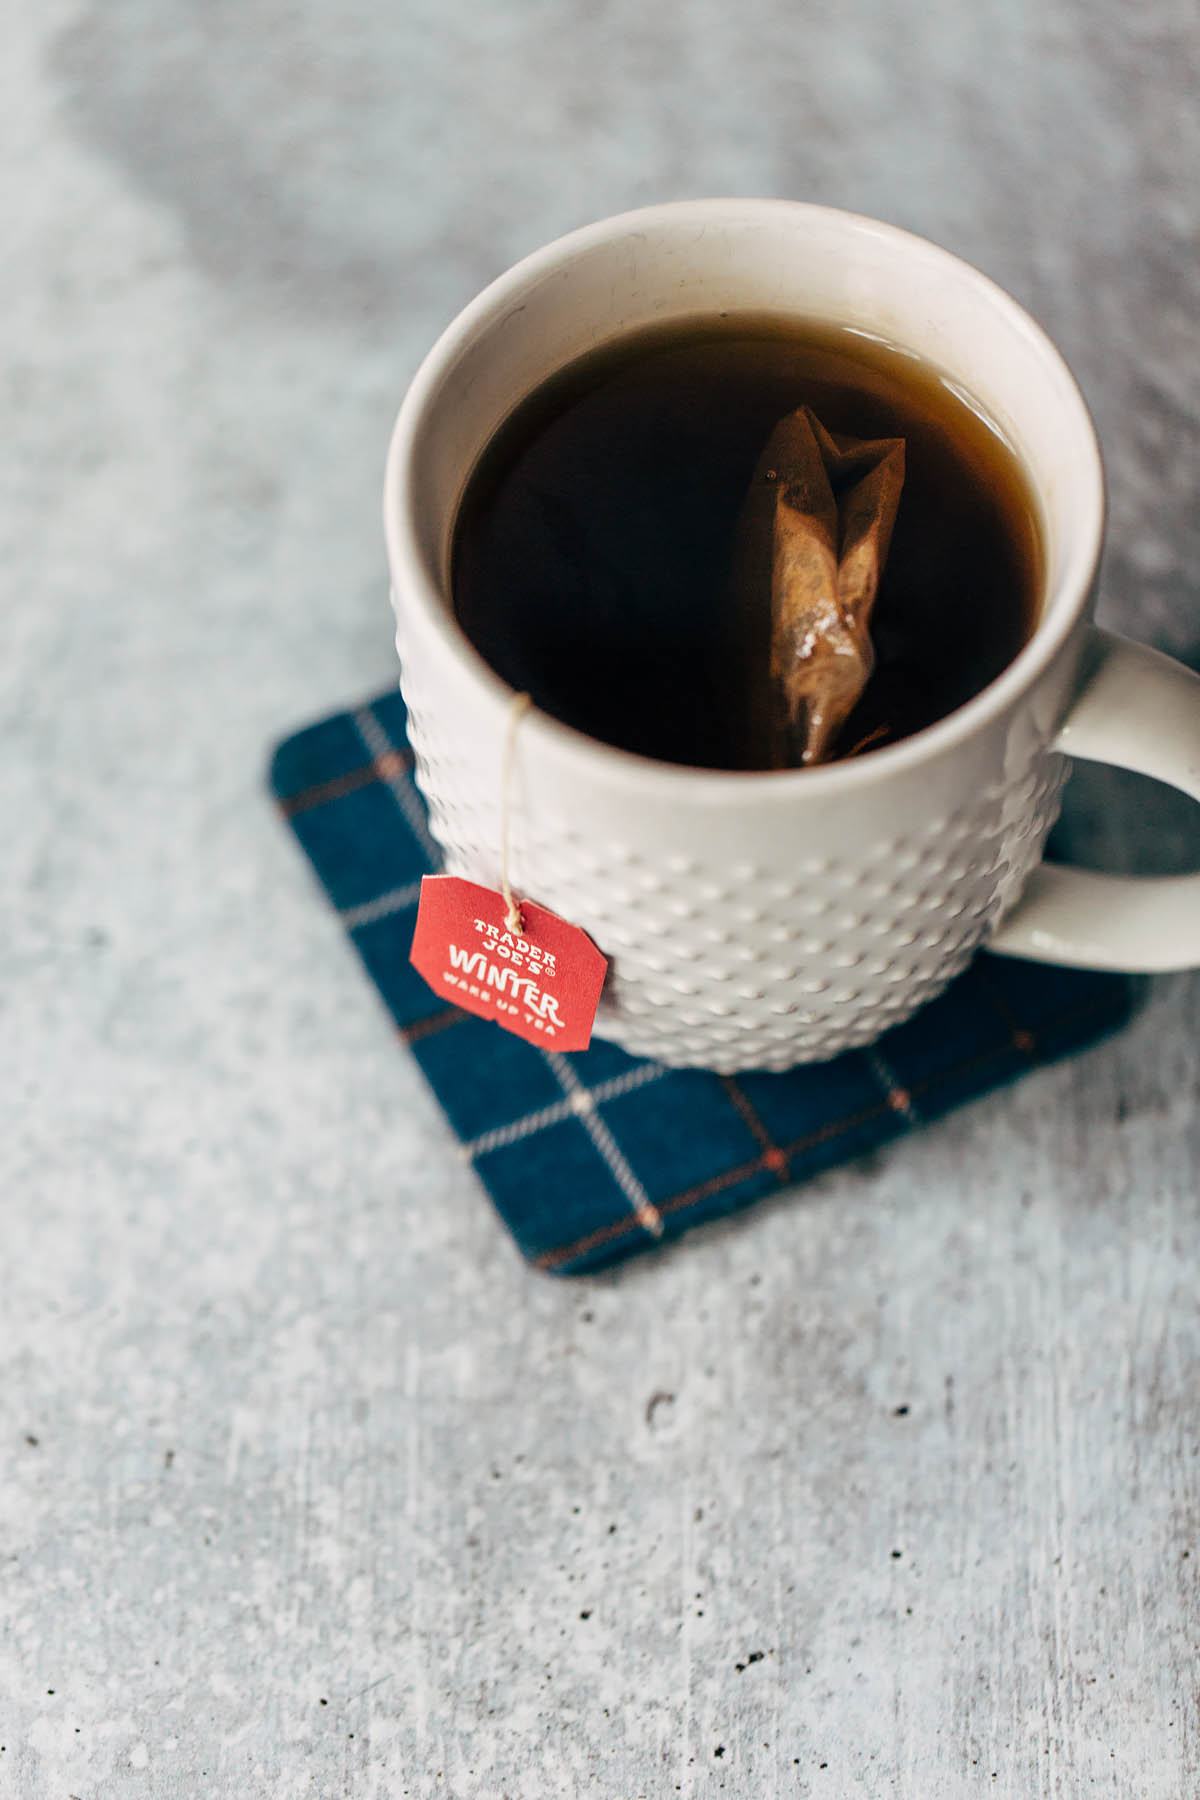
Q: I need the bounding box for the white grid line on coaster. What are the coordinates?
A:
[340,880,425,931]
[461,1059,669,1159]
[352,704,441,865]
[544,1050,666,1238]
[863,1047,919,1124]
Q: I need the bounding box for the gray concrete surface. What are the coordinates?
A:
[3,2,1200,1795]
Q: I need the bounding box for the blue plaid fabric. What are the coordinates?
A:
[270,689,1133,1275]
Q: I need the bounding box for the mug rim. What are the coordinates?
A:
[384,197,1106,798]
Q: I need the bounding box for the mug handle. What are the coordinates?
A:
[988,627,1200,972]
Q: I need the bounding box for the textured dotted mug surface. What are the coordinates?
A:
[401,676,1071,1071]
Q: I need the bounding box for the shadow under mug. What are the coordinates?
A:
[384,200,1200,1072]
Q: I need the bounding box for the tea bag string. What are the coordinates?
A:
[499,691,532,935]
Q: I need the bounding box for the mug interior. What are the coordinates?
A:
[386,200,1103,771]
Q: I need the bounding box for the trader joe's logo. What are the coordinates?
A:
[410,876,607,1051]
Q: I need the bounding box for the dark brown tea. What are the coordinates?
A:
[452,317,1043,769]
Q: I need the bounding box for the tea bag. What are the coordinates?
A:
[731,405,905,766]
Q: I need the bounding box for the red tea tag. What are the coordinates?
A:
[409,875,608,1051]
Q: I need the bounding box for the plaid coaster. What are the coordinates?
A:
[270,689,1134,1275]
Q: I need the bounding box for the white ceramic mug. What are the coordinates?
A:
[384,200,1200,1072]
